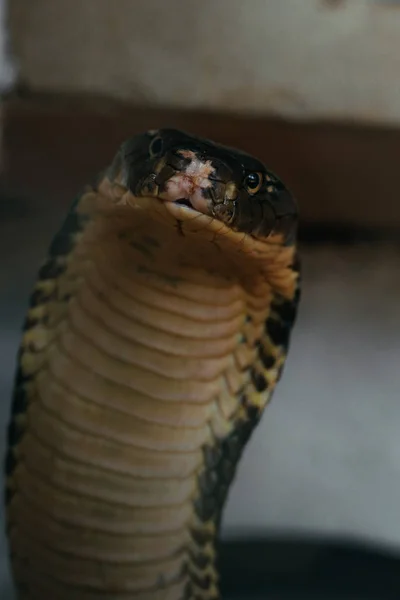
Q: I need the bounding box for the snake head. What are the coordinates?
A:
[119,128,298,242]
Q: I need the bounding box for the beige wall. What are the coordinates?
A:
[9,0,400,123]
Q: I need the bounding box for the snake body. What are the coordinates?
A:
[5,129,301,599]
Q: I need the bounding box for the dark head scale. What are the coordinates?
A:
[119,128,298,241]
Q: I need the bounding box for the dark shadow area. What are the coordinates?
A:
[219,538,400,599]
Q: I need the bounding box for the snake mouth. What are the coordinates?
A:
[144,155,216,216]
[173,198,195,209]
[149,175,213,216]
[128,161,297,242]
[131,176,298,242]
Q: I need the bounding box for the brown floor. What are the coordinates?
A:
[3,92,400,232]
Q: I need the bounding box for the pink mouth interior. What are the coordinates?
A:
[163,173,210,214]
[158,153,215,215]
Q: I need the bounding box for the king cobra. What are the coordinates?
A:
[4,128,301,599]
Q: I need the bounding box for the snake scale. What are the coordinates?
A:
[4,128,301,599]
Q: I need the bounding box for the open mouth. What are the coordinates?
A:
[173,197,194,208]
[156,183,211,216]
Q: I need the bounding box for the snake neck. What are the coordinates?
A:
[8,188,298,600]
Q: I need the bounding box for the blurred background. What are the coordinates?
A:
[3,0,400,598]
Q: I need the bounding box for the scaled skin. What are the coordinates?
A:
[5,129,301,599]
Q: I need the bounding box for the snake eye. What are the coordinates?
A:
[244,172,263,194]
[149,136,163,157]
